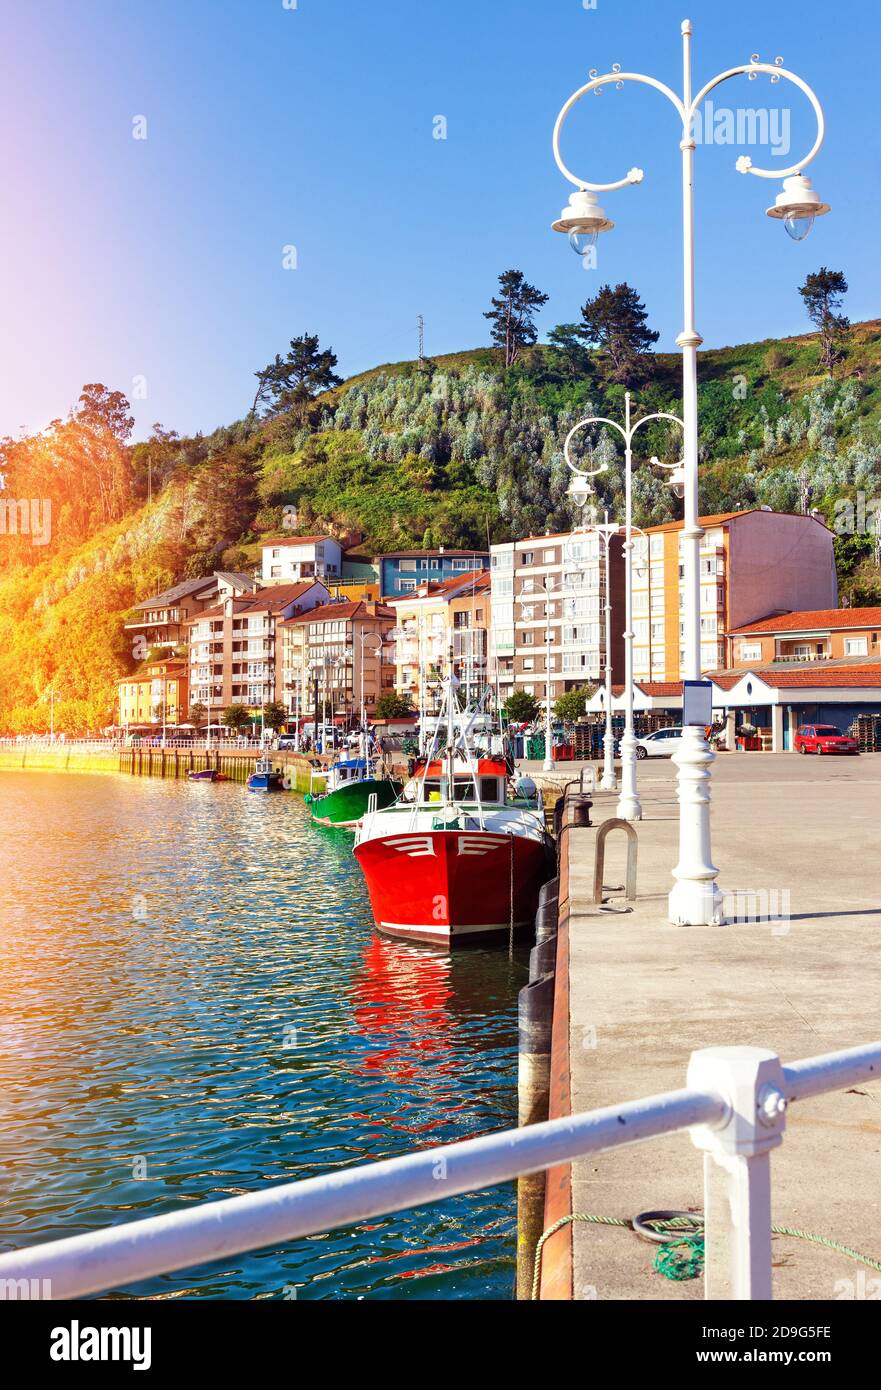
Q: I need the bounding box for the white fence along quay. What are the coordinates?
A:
[0,1042,878,1301]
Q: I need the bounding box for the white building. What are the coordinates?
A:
[490,532,624,703]
[261,535,343,585]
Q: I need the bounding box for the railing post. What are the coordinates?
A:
[687,1047,787,1301]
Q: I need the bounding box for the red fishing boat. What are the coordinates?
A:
[353,741,554,948]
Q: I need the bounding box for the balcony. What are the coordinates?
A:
[772,649,831,663]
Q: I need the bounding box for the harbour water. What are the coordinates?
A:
[0,772,526,1300]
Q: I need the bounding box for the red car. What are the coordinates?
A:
[794,724,859,756]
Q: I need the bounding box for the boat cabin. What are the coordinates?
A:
[331,759,369,784]
[410,759,509,806]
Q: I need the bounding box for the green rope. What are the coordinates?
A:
[530,1213,881,1300]
[653,1235,705,1281]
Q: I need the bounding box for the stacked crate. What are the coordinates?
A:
[851,714,881,752]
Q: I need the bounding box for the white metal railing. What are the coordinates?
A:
[773,652,832,663]
[0,1041,877,1301]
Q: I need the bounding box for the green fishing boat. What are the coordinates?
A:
[305,758,401,829]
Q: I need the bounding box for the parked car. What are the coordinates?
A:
[276,734,299,750]
[634,727,685,759]
[794,724,859,756]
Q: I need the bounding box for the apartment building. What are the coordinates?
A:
[388,572,490,710]
[117,659,189,730]
[490,533,625,705]
[124,572,255,654]
[279,601,397,726]
[377,549,490,599]
[185,581,330,724]
[727,607,881,668]
[449,572,492,705]
[261,536,343,585]
[631,509,837,681]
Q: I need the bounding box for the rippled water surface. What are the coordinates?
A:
[0,772,527,1299]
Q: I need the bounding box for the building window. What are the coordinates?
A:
[542,549,555,564]
[521,551,535,566]
[845,637,868,656]
[399,579,417,592]
[738,642,761,662]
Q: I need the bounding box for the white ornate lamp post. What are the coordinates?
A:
[593,517,618,792]
[357,630,383,733]
[565,394,685,818]
[550,19,829,924]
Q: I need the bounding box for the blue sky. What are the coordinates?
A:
[1,0,878,439]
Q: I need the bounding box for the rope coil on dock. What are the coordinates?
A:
[530,1211,881,1300]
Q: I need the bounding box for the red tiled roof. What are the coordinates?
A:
[184,581,325,623]
[610,682,683,697]
[389,571,489,602]
[449,572,492,596]
[644,510,750,534]
[754,665,881,689]
[281,601,396,626]
[378,549,489,560]
[645,509,832,535]
[729,607,881,636]
[713,664,881,690]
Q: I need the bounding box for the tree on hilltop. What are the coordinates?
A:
[484,270,549,369]
[798,268,850,377]
[578,283,659,386]
[250,333,343,421]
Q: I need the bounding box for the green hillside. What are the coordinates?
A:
[2,321,880,733]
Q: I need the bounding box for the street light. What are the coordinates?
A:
[357,630,384,733]
[550,19,829,925]
[565,394,685,818]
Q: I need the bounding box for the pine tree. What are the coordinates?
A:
[484,270,549,368]
[798,268,850,378]
[578,283,659,386]
[251,334,343,420]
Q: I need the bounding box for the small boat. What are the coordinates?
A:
[305,757,401,829]
[353,682,554,948]
[188,768,228,783]
[247,757,285,792]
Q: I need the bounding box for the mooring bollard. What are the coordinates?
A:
[592,818,638,907]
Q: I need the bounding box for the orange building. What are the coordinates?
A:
[631,509,837,681]
[727,607,881,668]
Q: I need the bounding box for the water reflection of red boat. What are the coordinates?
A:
[350,936,454,1087]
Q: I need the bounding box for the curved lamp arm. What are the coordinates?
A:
[565,409,685,478]
[554,58,824,192]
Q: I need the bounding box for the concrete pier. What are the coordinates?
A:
[545,752,881,1300]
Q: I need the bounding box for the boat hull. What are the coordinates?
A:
[247,773,285,792]
[309,778,401,829]
[354,828,554,947]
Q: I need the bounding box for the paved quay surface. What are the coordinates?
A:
[558,751,881,1300]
